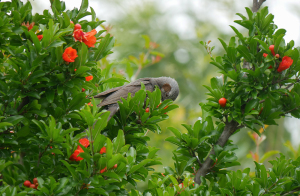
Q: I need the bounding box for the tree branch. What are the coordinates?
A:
[281,187,300,196]
[194,120,239,184]
[252,0,267,12]
[17,96,29,113]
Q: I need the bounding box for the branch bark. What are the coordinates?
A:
[252,0,267,12]
[17,96,29,113]
[194,120,239,184]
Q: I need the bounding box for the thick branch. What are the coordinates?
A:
[252,0,267,12]
[17,96,29,113]
[194,120,239,184]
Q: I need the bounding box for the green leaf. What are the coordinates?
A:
[94,34,114,61]
[245,99,259,114]
[230,25,246,45]
[29,31,41,53]
[218,38,228,52]
[47,40,65,49]
[60,160,79,180]
[76,0,89,20]
[0,122,13,129]
[128,159,153,175]
[141,35,150,49]
[274,34,285,54]
[107,154,123,169]
[46,90,55,103]
[101,77,129,84]
[75,66,90,76]
[260,151,280,163]
[167,127,181,139]
[237,45,252,61]
[113,130,125,153]
[0,160,13,172]
[4,116,24,125]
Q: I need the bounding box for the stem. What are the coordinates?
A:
[194,120,239,184]
[252,0,267,12]
[281,187,300,195]
[17,96,29,113]
[37,143,51,168]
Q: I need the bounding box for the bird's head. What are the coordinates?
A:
[158,77,179,102]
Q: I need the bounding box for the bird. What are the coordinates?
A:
[94,77,179,121]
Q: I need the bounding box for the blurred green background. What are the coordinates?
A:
[24,0,300,176]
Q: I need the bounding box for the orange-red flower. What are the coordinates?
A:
[85,75,93,82]
[69,138,90,161]
[37,35,43,41]
[100,146,106,154]
[87,102,93,106]
[22,21,35,31]
[100,167,107,174]
[73,29,85,42]
[277,56,293,72]
[69,149,84,161]
[83,29,97,47]
[263,53,268,58]
[62,47,78,62]
[79,138,90,148]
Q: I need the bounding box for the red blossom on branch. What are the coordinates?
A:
[69,138,90,161]
[83,29,97,47]
[73,29,85,42]
[100,146,106,154]
[100,167,107,173]
[62,47,78,62]
[85,75,93,82]
[37,35,43,41]
[277,56,293,72]
[22,21,35,31]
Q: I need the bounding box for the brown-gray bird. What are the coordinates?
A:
[94,77,179,121]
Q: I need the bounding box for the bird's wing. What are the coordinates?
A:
[94,86,123,99]
[97,78,154,107]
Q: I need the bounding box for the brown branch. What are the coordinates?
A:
[37,143,51,168]
[252,0,267,12]
[17,96,29,113]
[281,187,300,196]
[194,120,239,184]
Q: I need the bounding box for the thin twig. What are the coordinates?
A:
[37,143,51,168]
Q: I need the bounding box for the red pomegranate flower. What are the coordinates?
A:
[79,138,90,148]
[69,138,90,161]
[37,35,43,41]
[73,29,85,42]
[62,47,78,62]
[69,149,84,161]
[83,29,97,47]
[100,167,107,173]
[100,146,106,154]
[277,56,293,72]
[85,75,93,82]
[263,53,268,58]
[22,21,35,31]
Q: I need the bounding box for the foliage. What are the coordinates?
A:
[0,0,177,195]
[1,0,300,195]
